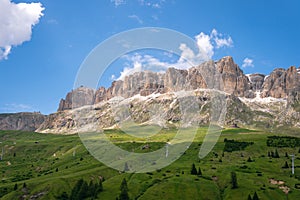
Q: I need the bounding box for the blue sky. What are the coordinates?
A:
[0,0,300,114]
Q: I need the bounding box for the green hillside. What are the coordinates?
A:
[0,128,300,199]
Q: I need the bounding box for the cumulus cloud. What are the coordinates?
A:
[211,29,233,49]
[116,29,233,80]
[242,58,254,68]
[177,29,233,66]
[128,15,143,24]
[0,0,44,60]
[117,54,171,80]
[111,0,126,7]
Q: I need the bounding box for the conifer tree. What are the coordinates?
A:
[247,194,252,200]
[275,149,280,158]
[231,171,238,189]
[119,178,129,200]
[253,191,259,200]
[14,183,18,190]
[197,167,202,176]
[191,163,197,175]
[283,161,289,169]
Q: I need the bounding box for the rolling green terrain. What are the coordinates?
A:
[0,127,300,199]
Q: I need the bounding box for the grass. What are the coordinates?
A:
[0,127,300,199]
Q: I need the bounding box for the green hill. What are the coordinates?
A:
[0,128,300,199]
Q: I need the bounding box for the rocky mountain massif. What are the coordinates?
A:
[1,56,300,133]
[57,56,300,112]
[0,112,46,131]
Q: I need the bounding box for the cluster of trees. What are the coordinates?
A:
[0,182,27,198]
[248,191,259,200]
[266,136,300,148]
[223,138,254,152]
[57,178,103,200]
[190,163,202,176]
[267,149,280,158]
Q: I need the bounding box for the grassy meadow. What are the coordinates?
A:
[0,127,300,199]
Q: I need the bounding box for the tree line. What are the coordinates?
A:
[267,136,300,148]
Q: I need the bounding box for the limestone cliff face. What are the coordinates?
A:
[58,87,95,111]
[2,56,300,133]
[248,74,265,91]
[58,57,253,111]
[262,66,300,98]
[57,57,300,111]
[216,56,251,96]
[0,112,46,131]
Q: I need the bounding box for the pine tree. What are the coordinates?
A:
[231,171,238,189]
[247,157,252,162]
[283,161,289,169]
[70,179,84,200]
[119,178,129,200]
[120,178,128,191]
[285,152,288,158]
[197,167,202,176]
[275,149,280,158]
[191,163,197,175]
[88,181,95,198]
[271,151,274,158]
[98,179,103,192]
[253,191,259,200]
[14,183,18,190]
[248,194,252,200]
[77,181,89,200]
[267,151,271,157]
[124,162,129,172]
[57,192,69,200]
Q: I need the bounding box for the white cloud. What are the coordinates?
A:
[0,0,44,60]
[116,29,233,80]
[128,15,143,24]
[110,74,116,81]
[195,32,214,60]
[177,29,233,66]
[118,54,170,80]
[138,0,165,8]
[111,0,125,7]
[211,29,233,49]
[242,58,254,68]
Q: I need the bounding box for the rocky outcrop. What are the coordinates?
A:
[58,57,256,111]
[57,57,300,113]
[216,56,251,96]
[58,86,95,111]
[2,56,300,133]
[262,66,300,98]
[248,74,265,91]
[0,112,46,131]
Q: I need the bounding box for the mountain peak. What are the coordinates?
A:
[57,56,300,112]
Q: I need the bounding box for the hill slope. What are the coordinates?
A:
[1,128,300,199]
